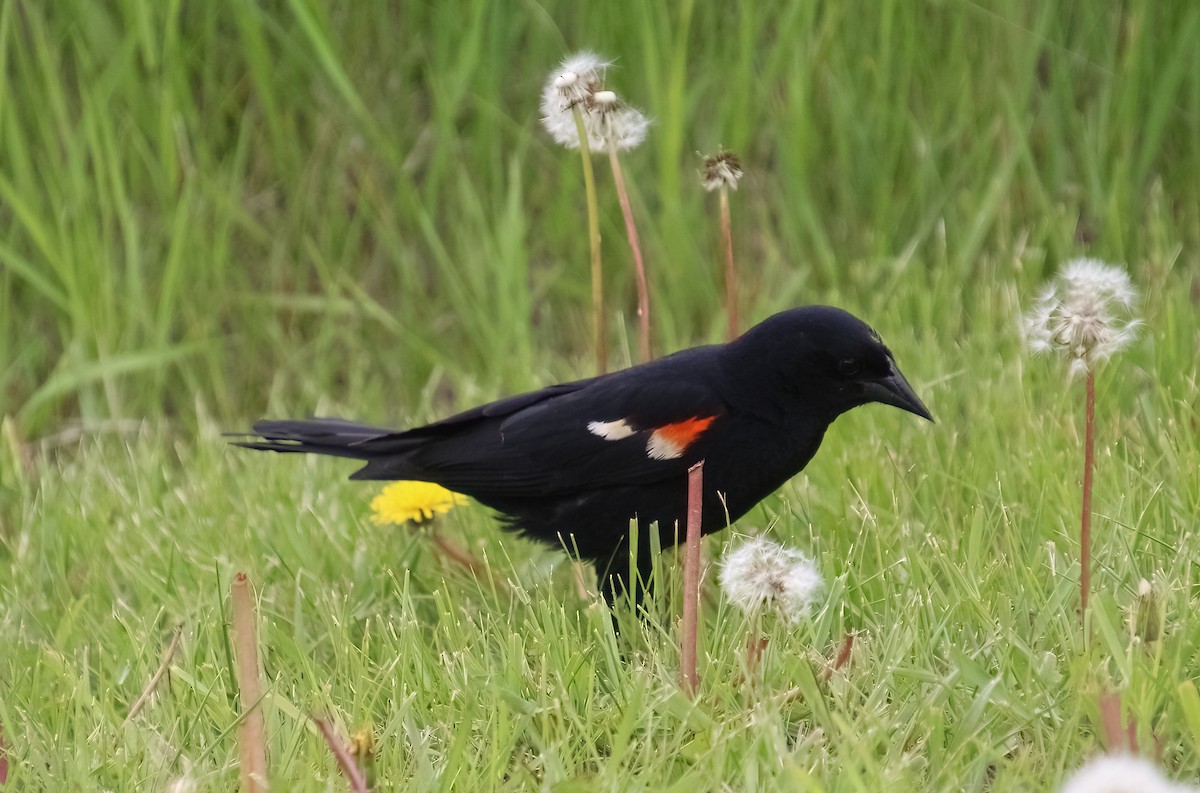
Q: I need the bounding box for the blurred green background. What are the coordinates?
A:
[1,0,1196,435]
[4,4,1200,789]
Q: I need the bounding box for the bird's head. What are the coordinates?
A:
[726,306,934,422]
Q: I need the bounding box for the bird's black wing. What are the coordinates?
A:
[384,372,730,497]
[237,380,598,459]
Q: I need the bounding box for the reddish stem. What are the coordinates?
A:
[719,188,737,340]
[607,143,651,363]
[231,573,268,792]
[820,632,856,682]
[679,461,704,697]
[312,717,371,793]
[1081,368,1095,620]
[833,632,855,671]
[430,533,484,576]
[745,634,769,679]
[1097,690,1140,754]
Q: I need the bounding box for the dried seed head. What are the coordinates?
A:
[543,52,608,113]
[540,52,649,152]
[718,537,824,621]
[590,90,619,109]
[1133,578,1161,643]
[1060,755,1186,793]
[1024,258,1141,378]
[701,151,744,192]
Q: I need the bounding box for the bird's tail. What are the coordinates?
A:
[231,418,417,464]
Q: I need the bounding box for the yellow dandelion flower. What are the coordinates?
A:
[369,481,466,525]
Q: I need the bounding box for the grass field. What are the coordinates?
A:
[2,1,1199,790]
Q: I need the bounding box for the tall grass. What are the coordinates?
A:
[2,0,1199,789]
[0,0,1196,435]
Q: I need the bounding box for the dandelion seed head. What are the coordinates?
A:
[370,481,466,526]
[540,52,607,137]
[598,103,650,151]
[718,537,824,621]
[166,778,198,793]
[540,52,649,152]
[1024,258,1140,377]
[591,90,619,108]
[542,51,608,112]
[559,52,609,83]
[701,151,744,192]
[1134,577,1161,643]
[1060,755,1193,793]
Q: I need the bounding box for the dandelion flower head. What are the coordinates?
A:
[1059,754,1196,793]
[540,51,649,152]
[718,537,824,621]
[541,51,609,115]
[370,481,466,525]
[1025,258,1141,378]
[701,151,744,192]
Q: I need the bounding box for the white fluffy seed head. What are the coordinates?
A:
[591,90,618,108]
[539,52,649,152]
[541,51,608,147]
[1059,754,1196,793]
[542,52,608,113]
[1024,258,1141,378]
[718,537,824,621]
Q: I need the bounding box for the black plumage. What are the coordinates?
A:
[234,306,932,606]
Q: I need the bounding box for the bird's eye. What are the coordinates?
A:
[838,358,861,377]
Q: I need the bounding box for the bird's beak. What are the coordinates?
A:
[863,365,934,422]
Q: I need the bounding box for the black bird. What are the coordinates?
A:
[234,306,932,606]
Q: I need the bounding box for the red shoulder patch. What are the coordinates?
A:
[646,415,717,460]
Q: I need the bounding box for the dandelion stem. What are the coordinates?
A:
[430,532,484,576]
[1080,367,1095,620]
[231,573,268,792]
[312,716,371,793]
[719,186,737,340]
[679,460,704,697]
[745,632,768,680]
[572,106,606,374]
[125,623,183,722]
[606,141,651,362]
[1097,690,1140,755]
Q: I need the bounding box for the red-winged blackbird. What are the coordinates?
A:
[235,306,932,606]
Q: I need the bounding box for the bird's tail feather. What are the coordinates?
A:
[230,418,415,462]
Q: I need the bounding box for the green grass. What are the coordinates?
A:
[2,0,1199,789]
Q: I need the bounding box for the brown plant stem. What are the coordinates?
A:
[1080,368,1095,620]
[818,632,857,683]
[719,187,737,340]
[312,717,371,793]
[833,632,855,671]
[426,530,511,596]
[571,106,606,374]
[1097,690,1137,754]
[679,461,704,697]
[745,633,768,679]
[429,532,485,577]
[606,142,651,362]
[126,624,184,722]
[231,573,268,792]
